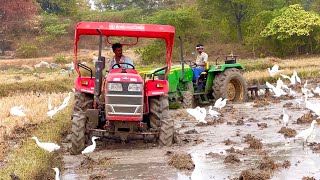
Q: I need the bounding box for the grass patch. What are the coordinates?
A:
[0,106,72,179]
[0,78,73,97]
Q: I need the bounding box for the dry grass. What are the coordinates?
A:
[0,92,71,142]
[0,105,72,179]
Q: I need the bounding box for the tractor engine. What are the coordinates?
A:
[104,68,144,141]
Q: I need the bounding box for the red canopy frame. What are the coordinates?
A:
[74,22,175,77]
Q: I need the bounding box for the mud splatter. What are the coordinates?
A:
[282,160,291,169]
[184,129,198,134]
[310,143,320,153]
[278,127,297,137]
[239,169,270,180]
[283,102,293,108]
[257,156,280,172]
[89,174,107,180]
[244,134,263,149]
[257,123,268,129]
[226,147,247,155]
[302,177,316,180]
[206,152,223,159]
[253,97,270,107]
[297,111,316,124]
[196,118,224,126]
[224,139,236,146]
[235,120,244,126]
[168,152,195,170]
[224,154,240,163]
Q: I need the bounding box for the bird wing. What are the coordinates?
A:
[186,109,200,120]
[280,74,290,80]
[214,98,222,107]
[82,145,94,154]
[266,82,275,90]
[271,64,279,71]
[39,142,60,152]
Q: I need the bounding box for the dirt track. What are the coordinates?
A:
[61,93,320,179]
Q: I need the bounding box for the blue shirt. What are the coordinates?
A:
[108,55,133,70]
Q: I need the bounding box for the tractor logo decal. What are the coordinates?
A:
[122,77,129,80]
[109,23,145,31]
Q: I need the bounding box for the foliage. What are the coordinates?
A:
[16,44,38,58]
[36,0,89,16]
[261,4,320,40]
[95,0,175,11]
[38,13,70,41]
[54,53,68,64]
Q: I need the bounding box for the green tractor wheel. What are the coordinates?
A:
[212,68,247,101]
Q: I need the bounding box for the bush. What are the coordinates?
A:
[16,44,38,58]
[54,53,68,64]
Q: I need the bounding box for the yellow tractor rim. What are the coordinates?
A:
[227,82,236,100]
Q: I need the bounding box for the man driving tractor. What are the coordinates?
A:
[192,43,208,85]
[108,43,134,70]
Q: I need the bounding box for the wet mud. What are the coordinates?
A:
[61,89,320,179]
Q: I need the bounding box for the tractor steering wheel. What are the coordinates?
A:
[111,62,135,69]
[184,60,197,68]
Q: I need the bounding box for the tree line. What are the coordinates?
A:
[1,0,320,63]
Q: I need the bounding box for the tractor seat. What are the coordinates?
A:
[200,62,209,75]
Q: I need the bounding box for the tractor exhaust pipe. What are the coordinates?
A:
[94,29,104,104]
[179,36,184,81]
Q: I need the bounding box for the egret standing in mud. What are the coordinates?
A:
[214,98,228,110]
[282,109,289,127]
[10,105,26,117]
[52,168,60,180]
[31,136,60,152]
[294,120,317,147]
[82,136,99,154]
[208,106,220,118]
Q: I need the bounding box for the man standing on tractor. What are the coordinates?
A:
[192,44,208,85]
[108,43,133,70]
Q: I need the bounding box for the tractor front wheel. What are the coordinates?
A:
[149,95,174,146]
[212,68,247,101]
[71,90,93,155]
[182,91,194,108]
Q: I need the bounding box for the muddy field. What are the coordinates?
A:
[61,91,320,180]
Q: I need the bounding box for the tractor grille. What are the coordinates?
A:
[106,82,143,116]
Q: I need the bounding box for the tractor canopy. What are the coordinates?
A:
[74,22,175,77]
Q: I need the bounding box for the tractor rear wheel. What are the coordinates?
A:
[212,68,247,101]
[71,90,93,155]
[149,95,174,146]
[182,91,194,108]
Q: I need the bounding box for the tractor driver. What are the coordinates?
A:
[108,43,134,70]
[192,44,208,85]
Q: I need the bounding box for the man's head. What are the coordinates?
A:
[112,43,122,58]
[196,44,204,53]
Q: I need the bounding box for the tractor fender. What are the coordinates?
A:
[144,79,169,97]
[74,77,95,94]
[208,63,245,73]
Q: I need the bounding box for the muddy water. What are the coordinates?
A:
[62,96,320,180]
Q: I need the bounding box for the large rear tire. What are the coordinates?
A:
[149,95,174,146]
[71,90,93,155]
[212,68,247,102]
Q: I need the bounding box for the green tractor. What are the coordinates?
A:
[140,40,247,108]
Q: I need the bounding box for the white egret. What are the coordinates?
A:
[48,97,52,111]
[187,106,206,123]
[288,88,296,97]
[267,64,282,77]
[52,168,60,180]
[31,136,60,152]
[208,106,220,118]
[198,108,207,124]
[266,82,287,97]
[280,73,296,85]
[10,105,26,117]
[293,71,301,84]
[214,98,228,110]
[82,136,99,154]
[295,120,317,146]
[312,86,320,96]
[282,109,289,127]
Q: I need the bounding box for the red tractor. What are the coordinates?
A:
[71,22,175,154]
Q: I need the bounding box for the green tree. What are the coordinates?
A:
[36,0,89,16]
[261,4,320,54]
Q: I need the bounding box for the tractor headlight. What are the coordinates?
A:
[108,83,123,91]
[128,84,142,92]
